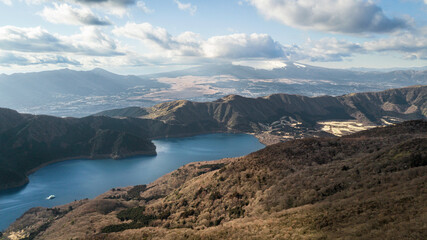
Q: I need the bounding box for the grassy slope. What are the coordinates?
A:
[5,121,426,240]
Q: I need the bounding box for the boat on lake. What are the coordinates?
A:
[46,195,55,200]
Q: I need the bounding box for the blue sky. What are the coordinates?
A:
[0,0,426,74]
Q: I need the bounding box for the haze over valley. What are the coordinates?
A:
[1,63,426,117]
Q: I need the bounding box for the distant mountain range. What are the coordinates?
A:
[4,120,426,239]
[0,86,425,191]
[0,68,167,117]
[97,85,427,137]
[0,63,426,117]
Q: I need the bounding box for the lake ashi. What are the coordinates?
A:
[0,133,264,231]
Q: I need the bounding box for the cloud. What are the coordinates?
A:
[301,30,427,61]
[67,26,125,56]
[114,22,290,59]
[202,33,286,58]
[249,0,410,34]
[303,38,364,62]
[25,0,137,15]
[0,26,72,52]
[72,0,137,7]
[137,1,153,13]
[364,30,427,59]
[113,22,176,49]
[0,53,33,66]
[0,25,123,56]
[39,3,111,26]
[0,52,81,66]
[72,0,137,15]
[174,0,197,15]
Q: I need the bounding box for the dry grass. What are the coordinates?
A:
[4,121,427,240]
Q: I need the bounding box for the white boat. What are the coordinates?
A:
[46,195,55,200]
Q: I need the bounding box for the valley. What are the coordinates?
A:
[0,85,425,192]
[3,121,426,239]
[1,63,426,117]
[2,1,427,239]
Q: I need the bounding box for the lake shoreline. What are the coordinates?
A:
[0,150,157,192]
[0,132,265,192]
[0,133,264,231]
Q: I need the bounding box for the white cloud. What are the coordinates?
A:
[0,26,71,52]
[72,0,137,7]
[0,25,123,56]
[364,30,427,59]
[137,1,153,13]
[113,22,203,56]
[25,0,137,15]
[303,38,364,62]
[249,0,410,34]
[301,30,427,61]
[113,22,175,49]
[39,3,111,26]
[0,52,81,66]
[114,22,289,59]
[232,60,287,70]
[202,33,285,58]
[174,0,197,15]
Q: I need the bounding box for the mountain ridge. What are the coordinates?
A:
[97,85,427,129]
[1,64,426,117]
[1,85,426,191]
[4,120,426,239]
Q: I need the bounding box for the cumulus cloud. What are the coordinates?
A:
[113,22,202,56]
[0,26,72,52]
[174,0,197,15]
[72,0,137,15]
[202,34,285,58]
[249,0,410,34]
[364,30,427,59]
[114,22,290,59]
[0,52,81,66]
[301,30,427,61]
[69,26,125,56]
[39,3,111,26]
[303,38,364,62]
[0,25,123,56]
[113,22,176,49]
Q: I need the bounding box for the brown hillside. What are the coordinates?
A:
[5,120,427,240]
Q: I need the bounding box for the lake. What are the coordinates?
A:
[0,133,264,231]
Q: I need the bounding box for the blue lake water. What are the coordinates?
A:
[0,133,264,231]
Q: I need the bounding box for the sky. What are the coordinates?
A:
[0,0,426,74]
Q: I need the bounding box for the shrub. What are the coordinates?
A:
[229,206,245,218]
[126,184,147,200]
[209,191,222,201]
[180,209,196,218]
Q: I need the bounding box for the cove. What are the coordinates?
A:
[0,133,264,231]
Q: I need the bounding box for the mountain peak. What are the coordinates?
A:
[90,68,112,74]
[219,94,246,102]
